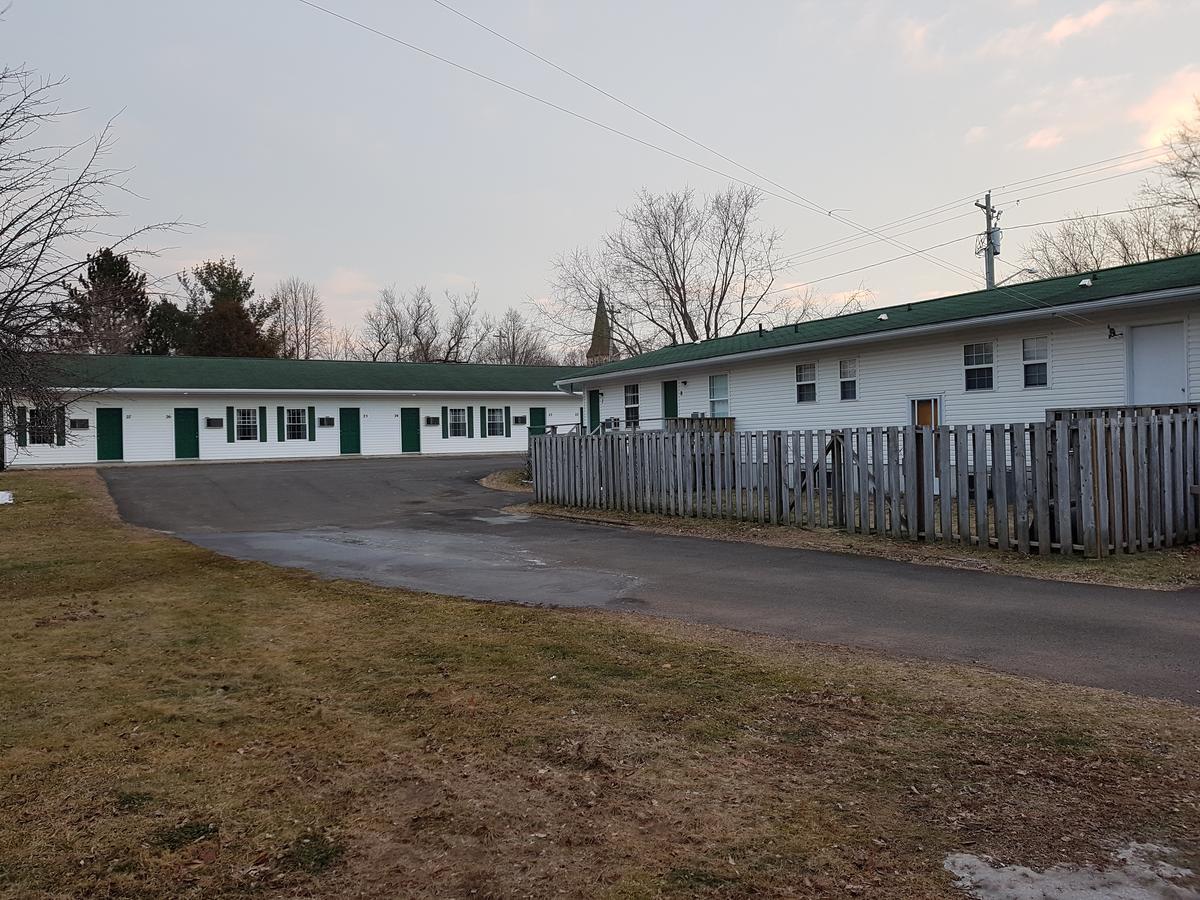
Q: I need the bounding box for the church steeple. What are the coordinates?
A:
[585,289,614,365]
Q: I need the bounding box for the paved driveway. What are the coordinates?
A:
[102,456,1200,704]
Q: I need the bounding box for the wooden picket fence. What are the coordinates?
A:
[529,413,1200,557]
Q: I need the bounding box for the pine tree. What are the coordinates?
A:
[179,259,280,357]
[52,248,150,354]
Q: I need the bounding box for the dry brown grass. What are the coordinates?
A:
[479,467,533,493]
[513,502,1200,591]
[1,469,1199,899]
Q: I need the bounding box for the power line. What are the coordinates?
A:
[1002,201,1175,232]
[295,0,992,290]
[294,0,1101,326]
[773,151,1168,268]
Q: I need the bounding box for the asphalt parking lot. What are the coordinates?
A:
[102,455,1200,704]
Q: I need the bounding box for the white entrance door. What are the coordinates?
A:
[1129,322,1186,405]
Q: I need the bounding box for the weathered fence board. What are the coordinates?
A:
[529,412,1199,558]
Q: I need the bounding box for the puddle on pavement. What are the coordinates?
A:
[945,843,1198,899]
[472,513,531,525]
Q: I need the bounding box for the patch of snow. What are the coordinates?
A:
[945,843,1197,899]
[0,491,12,504]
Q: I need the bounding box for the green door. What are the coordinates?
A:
[96,408,124,461]
[528,407,546,436]
[339,407,361,454]
[400,407,421,453]
[173,408,199,459]
[587,390,601,433]
[662,380,678,419]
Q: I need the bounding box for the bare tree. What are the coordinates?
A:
[479,307,557,365]
[271,277,329,359]
[538,184,799,356]
[1021,98,1200,276]
[355,286,408,362]
[439,287,491,363]
[0,65,172,460]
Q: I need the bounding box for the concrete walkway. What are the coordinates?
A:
[101,455,1200,704]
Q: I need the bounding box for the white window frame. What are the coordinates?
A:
[28,408,56,445]
[235,407,258,441]
[839,358,858,401]
[286,407,308,440]
[1022,335,1050,390]
[448,407,468,437]
[624,384,640,428]
[795,363,817,403]
[963,341,995,392]
[709,374,730,417]
[486,407,505,436]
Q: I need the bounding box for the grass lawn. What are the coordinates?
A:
[514,502,1200,591]
[1,469,1199,898]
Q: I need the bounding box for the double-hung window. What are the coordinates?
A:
[624,384,640,428]
[448,408,467,437]
[709,374,730,417]
[1022,336,1049,388]
[963,341,994,391]
[796,363,817,403]
[839,359,857,401]
[486,407,505,436]
[28,408,56,445]
[286,407,307,440]
[235,407,258,441]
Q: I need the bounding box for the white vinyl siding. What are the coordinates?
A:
[6,393,581,467]
[575,299,1200,432]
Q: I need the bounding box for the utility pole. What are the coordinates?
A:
[975,191,999,289]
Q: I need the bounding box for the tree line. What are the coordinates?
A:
[46,249,569,366]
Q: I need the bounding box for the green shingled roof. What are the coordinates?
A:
[45,354,579,393]
[563,252,1200,381]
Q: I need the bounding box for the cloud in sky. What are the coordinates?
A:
[1128,65,1200,147]
[320,267,380,323]
[963,125,988,145]
[1024,127,1064,150]
[897,19,945,69]
[1043,0,1155,44]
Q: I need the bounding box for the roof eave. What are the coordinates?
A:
[554,285,1200,387]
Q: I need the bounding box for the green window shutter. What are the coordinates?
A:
[258,406,267,442]
[277,406,286,442]
[307,406,316,441]
[16,406,27,447]
[504,406,511,437]
[226,406,235,443]
[479,405,486,439]
[55,408,66,446]
[467,408,474,438]
[441,406,448,439]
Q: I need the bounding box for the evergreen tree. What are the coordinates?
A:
[137,299,194,355]
[52,248,150,354]
[178,258,280,357]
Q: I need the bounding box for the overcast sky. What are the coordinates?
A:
[7,0,1200,332]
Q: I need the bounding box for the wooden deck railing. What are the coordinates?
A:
[530,413,1200,558]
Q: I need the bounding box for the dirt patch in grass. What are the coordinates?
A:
[479,467,533,493]
[2,469,1199,898]
[512,502,1200,591]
